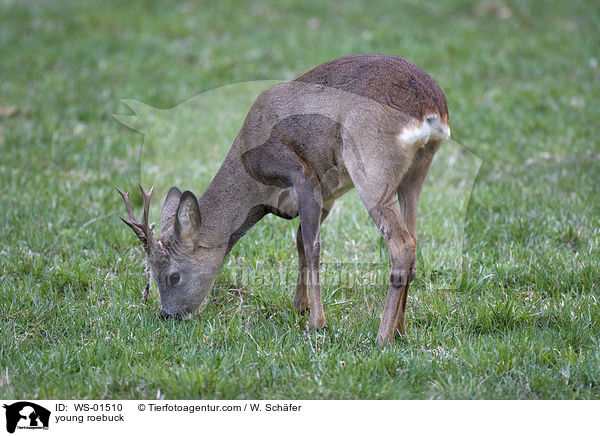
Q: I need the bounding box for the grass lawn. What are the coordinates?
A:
[1,0,599,399]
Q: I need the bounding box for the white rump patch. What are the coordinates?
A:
[397,114,450,147]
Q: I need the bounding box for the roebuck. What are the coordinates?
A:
[118,55,450,345]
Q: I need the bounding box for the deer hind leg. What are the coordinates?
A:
[346,162,417,345]
[386,177,420,337]
[370,202,416,345]
[392,184,420,336]
[392,140,441,334]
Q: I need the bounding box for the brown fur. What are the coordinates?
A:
[296,55,449,125]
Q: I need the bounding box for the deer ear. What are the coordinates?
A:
[175,191,202,239]
[160,186,182,234]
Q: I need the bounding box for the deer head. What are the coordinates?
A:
[117,185,223,318]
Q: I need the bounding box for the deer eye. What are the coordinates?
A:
[169,272,181,286]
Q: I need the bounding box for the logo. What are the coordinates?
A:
[2,402,50,434]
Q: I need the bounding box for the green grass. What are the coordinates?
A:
[1,0,599,399]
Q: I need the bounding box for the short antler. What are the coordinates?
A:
[117,184,156,301]
[116,184,156,249]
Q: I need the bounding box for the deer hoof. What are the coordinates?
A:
[309,313,327,330]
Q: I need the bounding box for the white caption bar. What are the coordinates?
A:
[0,399,596,435]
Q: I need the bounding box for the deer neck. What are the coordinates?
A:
[196,151,267,253]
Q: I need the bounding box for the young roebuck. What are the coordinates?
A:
[118,55,450,345]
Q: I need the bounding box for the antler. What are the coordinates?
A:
[116,184,156,249]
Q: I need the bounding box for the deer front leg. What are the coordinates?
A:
[294,205,331,314]
[296,182,326,329]
[293,223,309,313]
